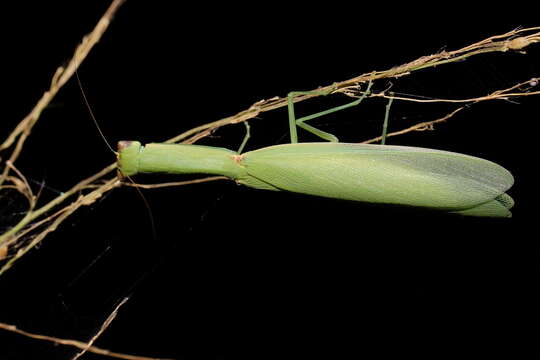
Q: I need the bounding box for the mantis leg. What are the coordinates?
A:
[381,96,394,145]
[237,121,251,153]
[287,80,373,143]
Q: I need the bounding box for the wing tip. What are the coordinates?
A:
[451,193,514,218]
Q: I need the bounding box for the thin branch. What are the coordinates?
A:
[361,106,467,144]
[0,321,174,360]
[359,76,540,143]
[124,176,230,189]
[71,297,129,360]
[0,164,118,247]
[0,0,126,187]
[166,28,540,145]
[0,178,120,275]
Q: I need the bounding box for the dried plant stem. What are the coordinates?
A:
[361,77,540,144]
[0,0,126,187]
[70,297,130,360]
[125,176,230,189]
[166,27,540,145]
[0,177,119,275]
[1,0,128,270]
[0,320,174,360]
[362,106,467,144]
[0,164,117,245]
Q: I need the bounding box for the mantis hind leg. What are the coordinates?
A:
[381,95,394,145]
[287,80,373,143]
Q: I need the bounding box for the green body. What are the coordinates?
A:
[118,141,514,217]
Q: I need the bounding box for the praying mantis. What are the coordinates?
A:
[117,82,514,218]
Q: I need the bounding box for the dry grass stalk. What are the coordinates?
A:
[0,298,174,360]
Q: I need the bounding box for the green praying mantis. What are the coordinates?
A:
[117,82,514,218]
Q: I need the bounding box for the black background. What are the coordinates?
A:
[0,2,538,359]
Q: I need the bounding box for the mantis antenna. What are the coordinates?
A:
[74,69,116,154]
[75,66,157,240]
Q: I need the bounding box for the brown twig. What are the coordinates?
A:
[166,27,540,145]
[0,320,174,360]
[0,177,120,275]
[361,106,468,144]
[124,176,229,189]
[70,297,130,360]
[359,77,540,143]
[0,0,126,187]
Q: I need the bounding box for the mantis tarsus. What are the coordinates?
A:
[117,82,514,218]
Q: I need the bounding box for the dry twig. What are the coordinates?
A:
[0,320,174,360]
